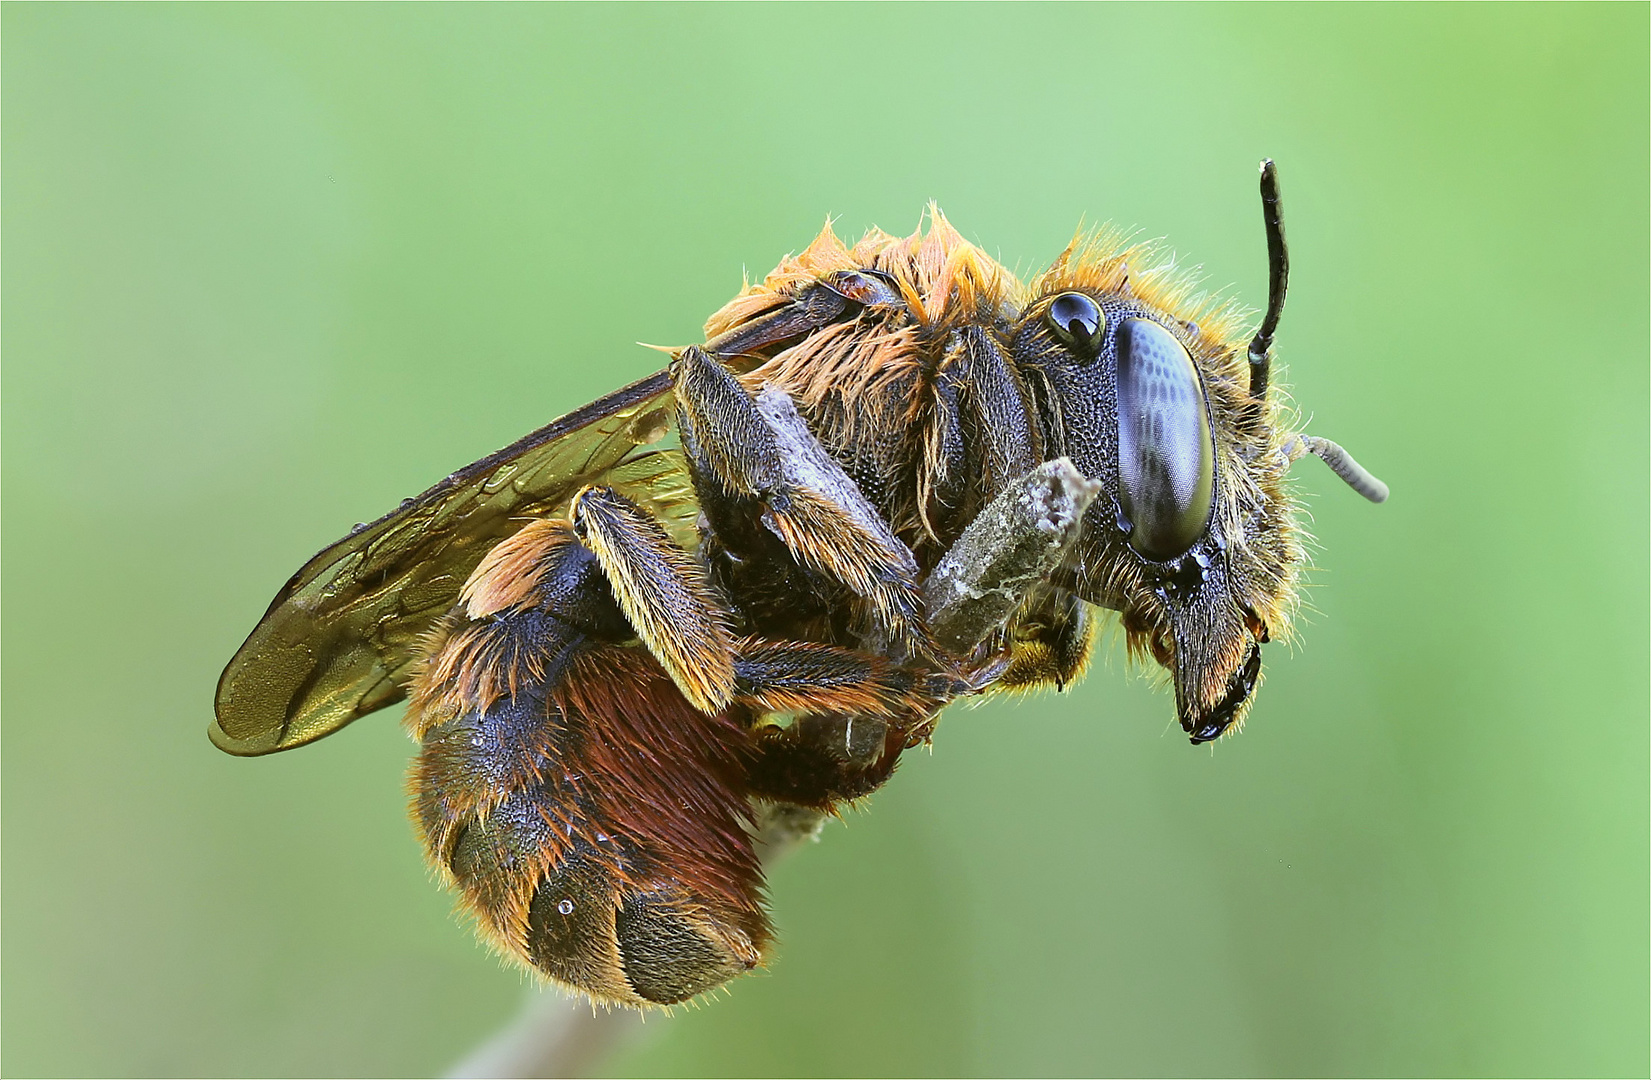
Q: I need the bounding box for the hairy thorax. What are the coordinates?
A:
[713,211,1038,570]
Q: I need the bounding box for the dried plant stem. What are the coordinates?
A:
[445,991,647,1080]
[923,458,1100,652]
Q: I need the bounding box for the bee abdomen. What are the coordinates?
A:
[526,873,761,1005]
[611,890,760,1003]
[409,598,769,1005]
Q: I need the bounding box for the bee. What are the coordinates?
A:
[213,162,1386,1008]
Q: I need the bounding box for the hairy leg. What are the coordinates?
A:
[674,345,928,655]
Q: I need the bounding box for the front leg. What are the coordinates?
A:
[997,586,1094,691]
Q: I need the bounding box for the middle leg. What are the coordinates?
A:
[673,345,930,656]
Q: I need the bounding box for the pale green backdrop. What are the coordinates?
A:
[4,4,1646,1077]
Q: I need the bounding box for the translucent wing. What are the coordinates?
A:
[212,369,696,756]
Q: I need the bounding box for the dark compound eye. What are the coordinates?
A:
[1115,317,1215,560]
[1047,292,1105,356]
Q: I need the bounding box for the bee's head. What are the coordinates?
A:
[1013,162,1386,743]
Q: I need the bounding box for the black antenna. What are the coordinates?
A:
[1247,160,1288,401]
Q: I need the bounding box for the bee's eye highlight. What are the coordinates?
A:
[1048,292,1105,355]
[1115,317,1215,560]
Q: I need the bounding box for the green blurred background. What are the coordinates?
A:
[4,4,1646,1077]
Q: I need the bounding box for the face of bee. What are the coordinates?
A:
[1013,286,1300,744]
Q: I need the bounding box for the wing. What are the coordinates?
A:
[212,368,697,756]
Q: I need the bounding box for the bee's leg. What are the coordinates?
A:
[732,637,961,719]
[939,326,1045,501]
[918,328,1048,556]
[745,712,916,809]
[995,586,1095,691]
[730,637,956,809]
[559,491,955,817]
[566,484,737,714]
[406,520,766,1008]
[673,345,925,653]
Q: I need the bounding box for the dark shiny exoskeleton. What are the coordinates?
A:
[213,162,1386,1006]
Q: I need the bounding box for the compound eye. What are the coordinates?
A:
[1048,292,1105,356]
[1115,317,1214,560]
